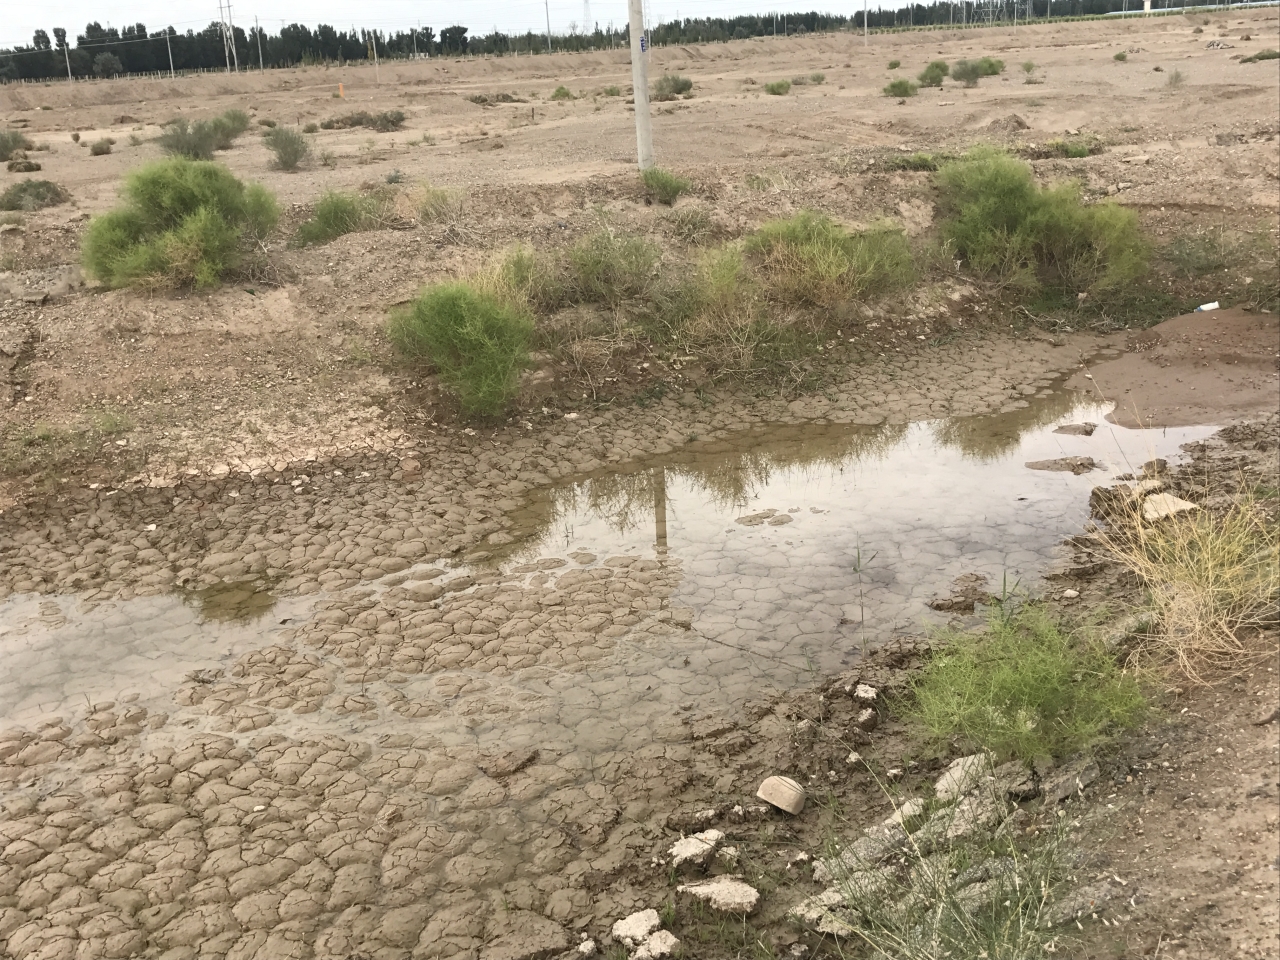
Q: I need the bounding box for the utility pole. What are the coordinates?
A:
[864,0,869,44]
[545,0,553,53]
[255,16,263,70]
[627,0,654,170]
[227,2,240,71]
[413,22,418,59]
[64,41,73,81]
[166,30,175,77]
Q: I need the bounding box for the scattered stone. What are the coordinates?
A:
[577,940,597,957]
[1053,422,1096,436]
[669,829,724,869]
[886,767,904,782]
[1041,881,1117,926]
[1061,588,1080,599]
[665,806,722,832]
[788,888,859,936]
[634,930,680,959]
[991,760,1039,801]
[1042,756,1100,803]
[853,683,878,703]
[853,707,878,732]
[885,797,926,827]
[1025,456,1099,475]
[1141,492,1199,521]
[677,876,760,914]
[934,753,993,801]
[611,910,660,948]
[813,822,909,882]
[757,775,806,814]
[845,751,863,766]
[1141,458,1168,477]
[943,792,1009,840]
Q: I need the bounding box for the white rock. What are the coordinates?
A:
[634,930,680,960]
[853,683,878,702]
[677,875,761,914]
[934,754,993,801]
[669,829,724,868]
[845,751,863,766]
[1061,589,1080,600]
[1142,492,1199,521]
[611,909,660,947]
[757,775,806,814]
[576,940,597,957]
[884,798,926,826]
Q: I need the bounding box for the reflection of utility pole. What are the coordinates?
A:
[652,467,668,555]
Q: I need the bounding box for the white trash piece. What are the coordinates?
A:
[1194,301,1220,312]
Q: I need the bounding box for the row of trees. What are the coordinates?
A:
[1,1,1203,82]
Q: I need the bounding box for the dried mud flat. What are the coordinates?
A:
[0,11,1279,960]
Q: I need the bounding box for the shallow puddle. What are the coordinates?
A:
[0,391,1215,740]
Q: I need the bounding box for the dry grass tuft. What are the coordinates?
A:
[1098,495,1279,680]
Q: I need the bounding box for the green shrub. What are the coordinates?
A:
[388,283,533,417]
[1241,48,1279,63]
[1114,50,1128,62]
[89,139,113,156]
[293,191,383,247]
[655,245,765,371]
[82,158,278,289]
[550,86,575,101]
[641,167,690,206]
[936,148,1147,294]
[0,180,69,211]
[263,127,310,171]
[888,59,901,69]
[601,85,622,97]
[883,151,943,171]
[652,73,693,101]
[977,56,1005,75]
[1022,60,1036,73]
[791,75,810,85]
[319,110,406,131]
[904,605,1146,762]
[302,122,319,134]
[0,131,34,162]
[883,78,918,97]
[665,207,717,244]
[475,245,564,314]
[157,119,218,160]
[257,118,277,128]
[745,211,914,308]
[917,59,949,87]
[764,80,792,95]
[566,229,659,306]
[6,159,40,173]
[951,60,981,86]
[417,184,463,223]
[809,72,826,84]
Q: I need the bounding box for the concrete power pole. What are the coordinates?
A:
[545,0,553,53]
[255,16,264,70]
[627,0,654,170]
[166,31,175,77]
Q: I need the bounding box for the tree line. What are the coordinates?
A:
[2,1,1190,82]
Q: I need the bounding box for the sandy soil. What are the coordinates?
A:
[0,13,1277,960]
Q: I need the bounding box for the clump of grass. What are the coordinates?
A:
[416,184,464,225]
[977,56,1005,75]
[764,80,792,95]
[1164,226,1267,278]
[549,85,575,101]
[263,127,310,171]
[302,122,319,134]
[1113,51,1128,62]
[641,167,691,206]
[745,211,914,308]
[1022,60,1036,74]
[904,605,1147,762]
[1042,138,1099,159]
[0,131,34,162]
[1098,497,1279,679]
[82,158,278,289]
[157,110,251,160]
[565,228,659,306]
[388,282,533,417]
[89,139,114,156]
[652,73,693,101]
[293,190,386,247]
[319,110,406,132]
[809,72,826,84]
[1166,68,1186,88]
[917,60,950,87]
[952,57,1003,87]
[257,118,277,128]
[935,148,1146,294]
[656,245,766,372]
[884,78,918,98]
[601,85,622,97]
[884,152,943,172]
[6,158,40,173]
[0,179,69,211]
[474,244,564,315]
[888,59,901,69]
[665,207,717,245]
[1241,49,1279,63]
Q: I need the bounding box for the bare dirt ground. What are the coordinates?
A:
[0,12,1277,960]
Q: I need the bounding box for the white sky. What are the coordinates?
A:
[6,1,886,50]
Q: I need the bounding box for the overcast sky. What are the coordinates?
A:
[6,1,879,49]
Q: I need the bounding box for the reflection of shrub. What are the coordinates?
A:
[0,131,34,162]
[652,73,693,101]
[82,159,278,289]
[905,605,1146,762]
[917,60,949,87]
[641,167,690,205]
[936,148,1146,293]
[0,180,70,211]
[883,78,917,97]
[388,283,533,417]
[263,127,310,171]
[764,80,792,95]
[746,211,914,308]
